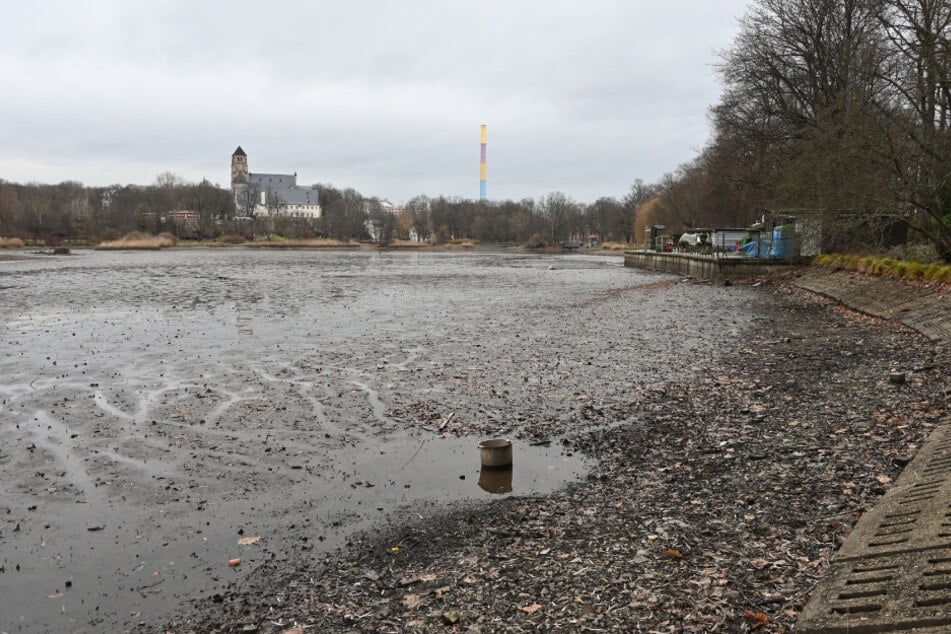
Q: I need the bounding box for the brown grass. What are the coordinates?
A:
[96,232,177,250]
[382,240,430,249]
[244,238,359,248]
[0,238,25,249]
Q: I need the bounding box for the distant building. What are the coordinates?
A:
[230,146,249,193]
[362,199,404,216]
[230,147,321,218]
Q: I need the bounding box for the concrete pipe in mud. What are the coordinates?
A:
[479,438,513,468]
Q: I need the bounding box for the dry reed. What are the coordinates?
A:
[96,232,177,250]
[244,239,357,248]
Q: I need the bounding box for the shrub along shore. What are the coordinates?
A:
[814,253,951,284]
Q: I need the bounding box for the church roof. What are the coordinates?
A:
[232,146,247,157]
[250,173,297,187]
[280,188,320,206]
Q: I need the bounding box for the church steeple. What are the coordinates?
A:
[231,146,249,196]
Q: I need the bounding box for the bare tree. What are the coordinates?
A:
[622,179,658,241]
[0,180,24,236]
[541,192,580,243]
[190,179,234,238]
[711,0,926,252]
[154,171,187,212]
[404,195,431,241]
[236,183,262,219]
[585,197,629,242]
[875,0,951,257]
[265,189,287,217]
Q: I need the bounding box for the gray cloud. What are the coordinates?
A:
[0,0,750,202]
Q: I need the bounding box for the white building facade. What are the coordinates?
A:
[231,147,321,218]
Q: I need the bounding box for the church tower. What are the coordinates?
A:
[231,146,249,197]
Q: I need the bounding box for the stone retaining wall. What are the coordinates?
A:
[623,250,795,283]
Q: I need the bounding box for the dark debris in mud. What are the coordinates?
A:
[168,280,949,634]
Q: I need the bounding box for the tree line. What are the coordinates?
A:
[0,175,646,246]
[0,173,236,242]
[3,0,947,258]
[643,0,950,260]
[298,185,644,245]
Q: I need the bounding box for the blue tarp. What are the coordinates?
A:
[741,240,764,257]
[742,229,792,258]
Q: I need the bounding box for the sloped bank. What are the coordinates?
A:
[167,277,948,633]
[795,268,950,344]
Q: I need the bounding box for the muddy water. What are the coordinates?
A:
[0,249,756,632]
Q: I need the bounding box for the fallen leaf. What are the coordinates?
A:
[877,475,893,485]
[520,603,542,614]
[751,558,770,569]
[663,549,683,559]
[442,611,460,624]
[418,573,437,583]
[742,609,769,625]
[237,536,262,546]
[403,594,424,610]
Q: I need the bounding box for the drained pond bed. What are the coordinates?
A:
[0,249,945,633]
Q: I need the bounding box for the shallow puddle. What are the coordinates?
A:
[0,429,587,633]
[337,433,586,498]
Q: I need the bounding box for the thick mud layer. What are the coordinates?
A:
[0,249,753,632]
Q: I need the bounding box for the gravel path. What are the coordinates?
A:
[169,277,949,633]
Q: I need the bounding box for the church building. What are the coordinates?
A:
[231,146,321,218]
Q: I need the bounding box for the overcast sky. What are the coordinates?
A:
[1,1,751,204]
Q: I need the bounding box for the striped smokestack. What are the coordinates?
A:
[480,124,487,200]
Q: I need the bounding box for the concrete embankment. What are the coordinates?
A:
[795,268,950,345]
[795,269,949,633]
[624,250,795,283]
